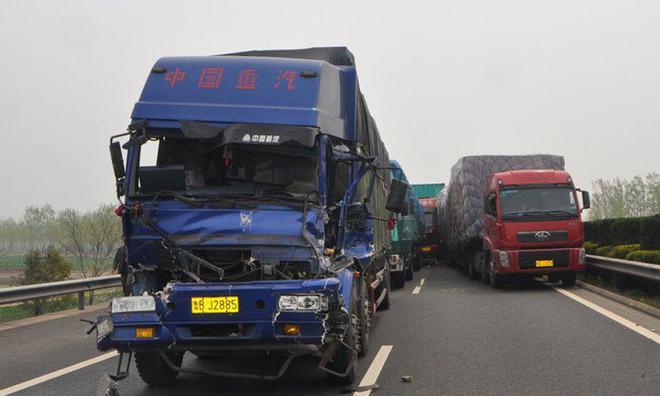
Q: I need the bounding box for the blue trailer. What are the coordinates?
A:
[98,47,406,390]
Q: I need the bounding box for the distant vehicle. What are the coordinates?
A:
[413,183,444,269]
[438,155,589,287]
[98,47,407,390]
[389,161,425,288]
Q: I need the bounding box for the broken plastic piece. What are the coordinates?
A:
[401,375,413,383]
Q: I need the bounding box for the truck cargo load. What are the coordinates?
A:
[439,155,564,251]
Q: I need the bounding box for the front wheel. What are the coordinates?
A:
[467,252,481,280]
[391,271,405,289]
[488,263,502,289]
[405,261,414,281]
[135,351,184,386]
[561,272,577,287]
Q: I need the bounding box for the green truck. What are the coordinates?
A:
[389,161,425,288]
[413,183,445,267]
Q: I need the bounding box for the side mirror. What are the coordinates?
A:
[386,179,408,213]
[110,142,126,179]
[581,190,590,209]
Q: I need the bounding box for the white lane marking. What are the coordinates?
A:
[553,287,660,345]
[420,278,426,286]
[354,345,394,396]
[412,286,421,295]
[0,351,118,395]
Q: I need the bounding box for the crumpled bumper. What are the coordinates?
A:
[97,278,349,354]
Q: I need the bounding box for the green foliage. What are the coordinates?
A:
[18,247,72,316]
[609,218,641,245]
[640,214,660,250]
[584,218,615,245]
[589,173,660,220]
[625,250,660,264]
[594,246,613,257]
[585,214,660,248]
[607,244,641,259]
[19,247,72,285]
[583,241,599,255]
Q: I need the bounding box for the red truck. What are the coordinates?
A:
[439,156,590,288]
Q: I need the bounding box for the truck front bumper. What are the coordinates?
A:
[96,278,349,354]
[493,247,586,274]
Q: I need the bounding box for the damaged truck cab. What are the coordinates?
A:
[98,48,403,387]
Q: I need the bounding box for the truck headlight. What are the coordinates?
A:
[499,251,509,267]
[111,296,156,313]
[278,294,328,312]
[578,248,586,265]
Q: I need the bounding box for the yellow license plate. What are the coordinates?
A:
[535,260,554,268]
[191,296,239,314]
[422,247,431,252]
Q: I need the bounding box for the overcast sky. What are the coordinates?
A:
[0,0,658,218]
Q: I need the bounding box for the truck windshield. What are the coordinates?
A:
[136,137,318,200]
[500,187,577,219]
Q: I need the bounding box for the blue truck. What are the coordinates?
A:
[388,161,425,288]
[97,47,407,390]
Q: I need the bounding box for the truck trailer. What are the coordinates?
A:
[413,183,444,269]
[389,161,425,288]
[438,155,590,288]
[97,47,408,390]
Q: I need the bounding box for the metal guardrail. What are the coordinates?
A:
[586,255,660,283]
[0,275,121,310]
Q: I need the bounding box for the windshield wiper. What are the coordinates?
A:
[544,210,578,216]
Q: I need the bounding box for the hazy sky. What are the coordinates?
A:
[1,0,658,218]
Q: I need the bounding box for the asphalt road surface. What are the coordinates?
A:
[1,264,659,396]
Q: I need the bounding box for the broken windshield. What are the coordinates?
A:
[134,136,319,201]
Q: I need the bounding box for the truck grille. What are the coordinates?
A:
[518,250,569,269]
[517,230,568,243]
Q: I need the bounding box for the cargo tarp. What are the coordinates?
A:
[438,155,565,250]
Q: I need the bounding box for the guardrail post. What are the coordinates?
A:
[78,291,85,310]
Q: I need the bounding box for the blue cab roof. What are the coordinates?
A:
[131,55,357,140]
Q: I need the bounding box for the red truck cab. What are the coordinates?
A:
[482,170,590,287]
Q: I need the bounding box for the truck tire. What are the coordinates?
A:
[480,251,490,284]
[391,271,405,289]
[135,351,183,386]
[327,300,358,385]
[405,262,414,281]
[561,272,577,287]
[412,256,421,272]
[467,252,481,280]
[488,263,502,289]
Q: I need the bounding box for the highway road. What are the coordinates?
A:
[1,264,659,396]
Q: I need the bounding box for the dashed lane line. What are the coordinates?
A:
[412,278,425,294]
[0,351,118,395]
[353,345,394,396]
[553,287,660,345]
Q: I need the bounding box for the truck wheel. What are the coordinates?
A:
[356,281,370,358]
[467,252,481,280]
[480,252,490,284]
[327,301,358,384]
[135,351,183,386]
[405,262,414,281]
[391,271,405,289]
[561,272,577,287]
[488,263,502,289]
[412,257,421,272]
